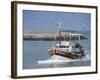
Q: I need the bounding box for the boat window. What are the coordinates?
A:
[57,46,69,48]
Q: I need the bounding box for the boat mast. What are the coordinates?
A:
[58,21,62,44]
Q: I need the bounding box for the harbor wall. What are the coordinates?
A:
[23,31,87,41]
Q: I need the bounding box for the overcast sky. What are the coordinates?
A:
[23,10,91,32]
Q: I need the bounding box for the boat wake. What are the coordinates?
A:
[38,53,90,64]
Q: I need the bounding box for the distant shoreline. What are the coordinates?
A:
[23,36,87,41]
[23,31,87,41]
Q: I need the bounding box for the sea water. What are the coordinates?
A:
[23,32,91,69]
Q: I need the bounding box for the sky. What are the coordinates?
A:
[23,10,91,32]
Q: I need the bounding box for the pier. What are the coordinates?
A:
[23,31,87,41]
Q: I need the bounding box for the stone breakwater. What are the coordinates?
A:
[23,31,87,41]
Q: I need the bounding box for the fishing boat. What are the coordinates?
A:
[48,22,85,59]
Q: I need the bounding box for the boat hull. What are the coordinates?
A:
[48,49,85,59]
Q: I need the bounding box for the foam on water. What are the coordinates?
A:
[38,53,90,64]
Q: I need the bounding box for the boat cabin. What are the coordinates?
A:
[56,41,72,52]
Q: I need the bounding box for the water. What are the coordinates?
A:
[23,33,91,69]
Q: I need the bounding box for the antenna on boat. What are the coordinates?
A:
[58,20,62,44]
[58,21,62,29]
